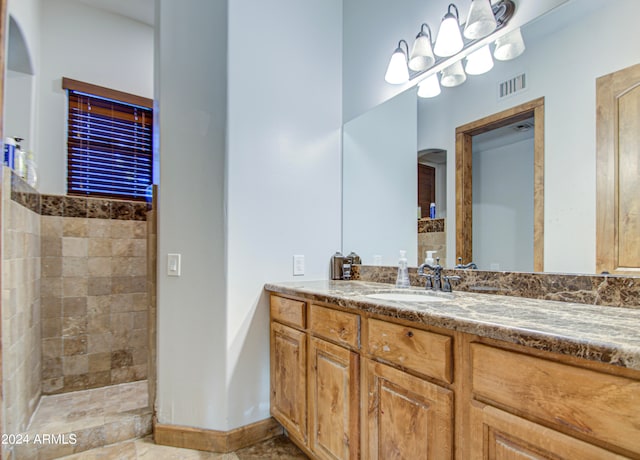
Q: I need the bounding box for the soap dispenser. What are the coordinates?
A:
[425,250,436,266]
[395,250,411,288]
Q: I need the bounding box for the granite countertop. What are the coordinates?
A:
[265,280,640,371]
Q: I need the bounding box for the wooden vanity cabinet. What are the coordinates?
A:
[468,341,640,459]
[270,296,361,459]
[270,292,640,459]
[363,318,455,459]
[270,318,307,444]
[308,336,359,460]
[308,304,361,460]
[469,402,626,459]
[363,359,454,459]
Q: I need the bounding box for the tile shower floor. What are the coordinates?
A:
[14,380,307,459]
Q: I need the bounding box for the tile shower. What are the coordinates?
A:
[1,167,154,458]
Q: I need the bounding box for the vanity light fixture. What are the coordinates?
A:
[409,24,435,71]
[494,27,526,61]
[384,0,521,96]
[417,73,441,98]
[464,0,498,39]
[434,4,463,57]
[384,40,410,84]
[465,44,494,75]
[440,60,467,87]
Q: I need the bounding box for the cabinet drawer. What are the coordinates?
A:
[309,304,360,348]
[270,295,305,329]
[366,318,452,384]
[471,344,640,455]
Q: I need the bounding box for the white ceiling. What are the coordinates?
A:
[74,0,155,26]
[472,117,535,153]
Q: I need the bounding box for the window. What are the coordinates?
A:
[63,78,153,201]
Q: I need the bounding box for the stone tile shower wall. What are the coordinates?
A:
[40,196,149,394]
[418,218,447,268]
[1,169,42,436]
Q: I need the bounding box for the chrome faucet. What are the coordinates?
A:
[418,257,444,291]
[419,257,461,292]
[454,257,478,270]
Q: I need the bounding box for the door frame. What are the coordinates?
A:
[455,97,545,272]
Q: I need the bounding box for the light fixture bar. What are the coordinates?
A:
[408,0,515,82]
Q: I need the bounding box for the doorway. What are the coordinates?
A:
[455,97,545,271]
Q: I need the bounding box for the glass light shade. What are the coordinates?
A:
[440,60,467,87]
[464,0,497,39]
[434,9,463,57]
[494,28,526,61]
[465,45,494,75]
[385,47,409,84]
[417,74,441,98]
[409,33,435,71]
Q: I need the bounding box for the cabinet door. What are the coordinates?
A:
[469,402,628,459]
[308,337,359,460]
[363,359,453,460]
[270,321,307,444]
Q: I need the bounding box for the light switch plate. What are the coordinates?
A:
[168,253,181,276]
[293,255,305,276]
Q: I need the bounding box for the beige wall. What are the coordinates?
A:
[418,218,447,268]
[41,215,148,394]
[1,168,42,437]
[1,166,151,452]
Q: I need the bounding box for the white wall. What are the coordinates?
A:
[155,0,228,429]
[155,0,342,431]
[473,138,534,271]
[37,0,153,195]
[7,0,40,67]
[6,0,40,152]
[4,71,35,150]
[226,0,342,428]
[419,0,640,273]
[343,89,417,266]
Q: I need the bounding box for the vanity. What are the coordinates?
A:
[265,280,640,459]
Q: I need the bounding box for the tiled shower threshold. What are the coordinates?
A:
[12,380,307,459]
[14,380,152,459]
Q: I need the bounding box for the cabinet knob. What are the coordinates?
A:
[406,330,414,338]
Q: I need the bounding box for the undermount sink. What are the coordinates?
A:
[365,291,451,303]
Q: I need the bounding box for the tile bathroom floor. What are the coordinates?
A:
[19,379,307,459]
[58,434,309,459]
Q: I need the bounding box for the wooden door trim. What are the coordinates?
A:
[455,97,545,271]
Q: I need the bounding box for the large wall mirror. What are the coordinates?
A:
[342,0,640,274]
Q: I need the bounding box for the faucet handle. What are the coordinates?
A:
[442,275,461,292]
[424,274,433,289]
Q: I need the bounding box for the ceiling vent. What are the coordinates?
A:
[498,72,526,99]
[513,122,533,132]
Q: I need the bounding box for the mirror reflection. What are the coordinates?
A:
[343,0,640,274]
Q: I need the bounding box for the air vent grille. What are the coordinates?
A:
[498,73,527,99]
